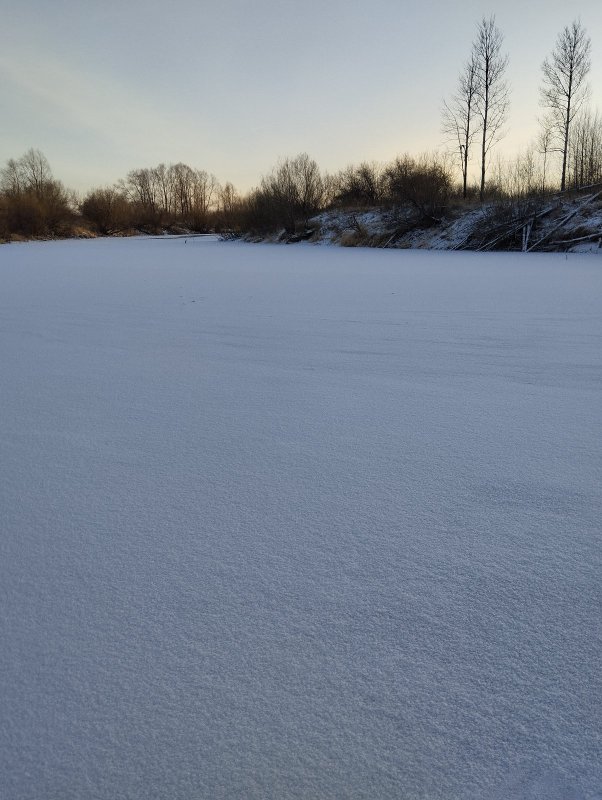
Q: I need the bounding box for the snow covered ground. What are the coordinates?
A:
[1,237,600,800]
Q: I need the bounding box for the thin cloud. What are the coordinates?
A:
[0,47,202,159]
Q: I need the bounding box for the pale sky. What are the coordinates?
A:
[2,0,601,194]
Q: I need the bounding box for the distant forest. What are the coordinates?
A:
[2,17,601,242]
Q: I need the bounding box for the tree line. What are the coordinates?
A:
[1,17,600,241]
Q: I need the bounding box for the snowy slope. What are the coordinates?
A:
[307,199,602,252]
[1,238,600,800]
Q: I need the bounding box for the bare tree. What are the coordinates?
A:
[1,149,53,198]
[293,153,324,223]
[505,147,540,198]
[536,116,556,193]
[0,159,24,196]
[540,20,591,191]
[442,52,480,199]
[218,182,239,228]
[167,163,193,217]
[192,169,218,216]
[219,182,238,215]
[153,163,173,215]
[568,109,602,188]
[260,154,323,233]
[474,16,509,200]
[121,167,159,212]
[19,149,53,197]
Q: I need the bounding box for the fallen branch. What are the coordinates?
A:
[527,191,602,252]
[550,232,602,245]
[477,203,557,252]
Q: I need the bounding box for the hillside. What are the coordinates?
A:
[299,190,602,253]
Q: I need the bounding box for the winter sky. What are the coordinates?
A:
[2,0,602,193]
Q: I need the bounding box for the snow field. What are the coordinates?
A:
[0,237,600,799]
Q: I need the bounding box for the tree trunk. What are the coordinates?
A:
[561,73,573,192]
[480,71,489,201]
[480,108,487,201]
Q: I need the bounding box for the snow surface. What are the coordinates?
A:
[1,237,600,800]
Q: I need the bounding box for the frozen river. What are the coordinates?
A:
[1,237,600,799]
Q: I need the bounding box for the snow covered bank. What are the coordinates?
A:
[1,238,600,799]
[303,194,602,252]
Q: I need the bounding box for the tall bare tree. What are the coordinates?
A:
[540,20,591,191]
[536,116,556,193]
[474,16,509,200]
[192,169,218,216]
[442,52,480,198]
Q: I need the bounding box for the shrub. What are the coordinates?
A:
[385,154,452,220]
[81,188,132,235]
